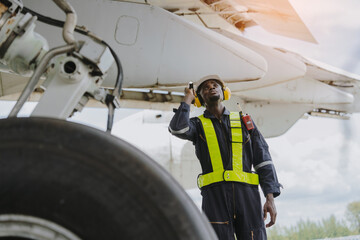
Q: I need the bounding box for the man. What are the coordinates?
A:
[168,76,281,240]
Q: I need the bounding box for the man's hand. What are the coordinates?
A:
[263,193,277,228]
[184,87,196,106]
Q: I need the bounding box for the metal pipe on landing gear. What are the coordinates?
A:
[52,0,77,45]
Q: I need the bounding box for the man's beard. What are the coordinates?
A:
[209,95,220,102]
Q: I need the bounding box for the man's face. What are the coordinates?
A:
[199,80,223,104]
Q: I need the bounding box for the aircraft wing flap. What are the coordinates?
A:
[202,0,317,43]
[289,50,360,84]
[148,0,316,42]
[274,48,360,87]
[244,0,317,43]
[305,61,360,85]
[235,77,354,105]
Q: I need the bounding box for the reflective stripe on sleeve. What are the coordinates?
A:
[254,161,273,171]
[168,126,189,135]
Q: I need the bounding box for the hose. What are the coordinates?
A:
[21,4,124,132]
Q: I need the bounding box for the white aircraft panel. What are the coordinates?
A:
[22,0,267,89]
[243,102,312,137]
[225,97,313,137]
[157,15,267,85]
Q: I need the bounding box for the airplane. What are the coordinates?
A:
[0,0,359,239]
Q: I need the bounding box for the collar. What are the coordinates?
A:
[203,108,230,119]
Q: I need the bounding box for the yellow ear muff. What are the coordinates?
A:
[194,94,202,107]
[223,87,231,101]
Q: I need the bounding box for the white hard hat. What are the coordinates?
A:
[195,75,225,94]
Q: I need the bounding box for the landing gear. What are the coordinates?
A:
[0,117,216,240]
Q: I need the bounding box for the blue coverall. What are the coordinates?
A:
[169,102,281,240]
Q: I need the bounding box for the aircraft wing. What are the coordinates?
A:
[138,29,360,137]
[1,0,359,139]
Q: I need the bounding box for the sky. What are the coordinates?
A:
[244,0,360,76]
[1,0,360,232]
[266,115,360,227]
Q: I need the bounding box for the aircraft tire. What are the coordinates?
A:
[0,117,216,240]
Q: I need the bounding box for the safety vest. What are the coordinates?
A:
[197,112,259,188]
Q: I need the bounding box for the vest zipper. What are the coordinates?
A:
[199,133,206,142]
[251,230,254,240]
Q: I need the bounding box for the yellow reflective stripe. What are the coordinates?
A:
[223,170,259,185]
[230,112,240,120]
[232,142,242,172]
[198,169,259,187]
[230,112,242,143]
[230,112,243,172]
[198,115,224,173]
[231,126,242,142]
[197,171,224,188]
[230,121,241,128]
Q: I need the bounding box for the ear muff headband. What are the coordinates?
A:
[194,88,204,107]
[194,95,202,107]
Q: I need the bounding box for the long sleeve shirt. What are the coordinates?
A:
[169,102,281,197]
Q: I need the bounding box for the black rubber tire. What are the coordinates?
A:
[0,117,217,240]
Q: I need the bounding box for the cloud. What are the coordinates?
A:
[267,114,360,227]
